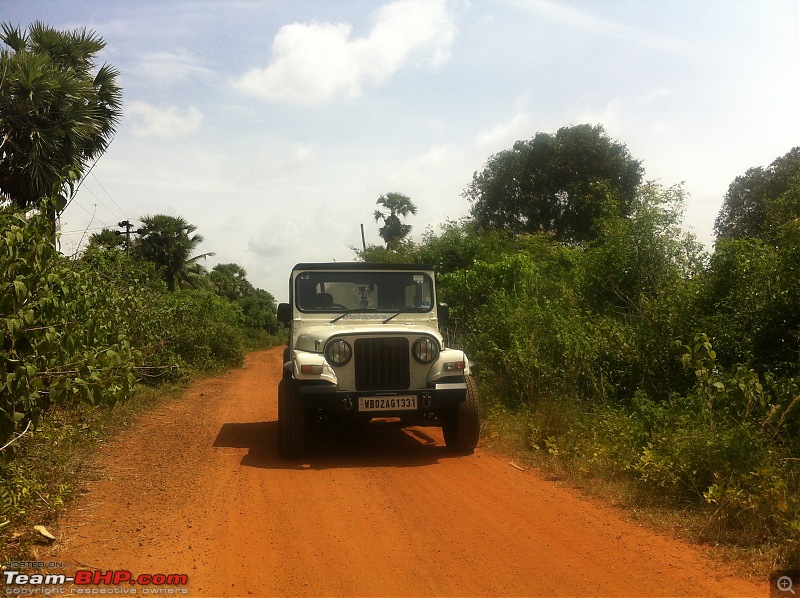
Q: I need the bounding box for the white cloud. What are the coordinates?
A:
[231,0,456,105]
[292,142,315,161]
[389,112,534,194]
[249,218,301,260]
[473,113,531,150]
[575,90,670,135]
[132,50,214,82]
[128,102,203,139]
[401,144,457,171]
[509,0,688,54]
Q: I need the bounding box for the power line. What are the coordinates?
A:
[68,199,112,228]
[64,149,103,212]
[59,225,109,235]
[91,173,127,220]
[76,184,120,225]
[63,139,130,225]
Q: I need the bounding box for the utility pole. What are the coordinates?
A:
[360,223,366,253]
[117,220,134,254]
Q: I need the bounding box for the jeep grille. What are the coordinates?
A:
[354,337,410,391]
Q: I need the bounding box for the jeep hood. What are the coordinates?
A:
[295,322,442,354]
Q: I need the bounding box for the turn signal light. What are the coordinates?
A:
[300,364,323,375]
[443,361,465,372]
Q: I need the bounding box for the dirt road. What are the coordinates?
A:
[48,347,763,597]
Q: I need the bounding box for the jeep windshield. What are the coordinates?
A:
[295,270,434,315]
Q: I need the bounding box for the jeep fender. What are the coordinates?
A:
[427,348,471,384]
[291,349,338,384]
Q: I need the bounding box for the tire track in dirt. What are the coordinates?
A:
[48,347,763,597]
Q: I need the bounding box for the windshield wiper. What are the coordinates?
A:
[382,312,402,323]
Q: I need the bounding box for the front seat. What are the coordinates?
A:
[314,292,334,309]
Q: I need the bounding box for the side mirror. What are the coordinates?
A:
[277,303,291,325]
[437,302,450,323]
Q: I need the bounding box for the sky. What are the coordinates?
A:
[4,0,799,300]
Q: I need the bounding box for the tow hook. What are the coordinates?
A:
[343,397,354,411]
[422,394,432,409]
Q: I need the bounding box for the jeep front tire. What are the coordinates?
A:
[278,378,305,458]
[442,375,481,454]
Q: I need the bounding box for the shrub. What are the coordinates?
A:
[1,209,138,454]
[631,335,800,552]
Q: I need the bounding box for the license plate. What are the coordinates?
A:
[358,396,417,412]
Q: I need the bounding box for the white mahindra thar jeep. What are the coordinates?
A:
[276,262,480,459]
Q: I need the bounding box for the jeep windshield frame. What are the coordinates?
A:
[293,266,435,315]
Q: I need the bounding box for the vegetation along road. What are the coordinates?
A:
[48,348,763,597]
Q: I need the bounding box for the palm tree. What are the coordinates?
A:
[0,22,122,234]
[373,192,418,248]
[136,215,214,291]
[86,228,125,251]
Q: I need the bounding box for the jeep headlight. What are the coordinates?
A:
[324,338,352,367]
[412,336,439,364]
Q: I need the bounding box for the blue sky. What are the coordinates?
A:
[4,0,799,299]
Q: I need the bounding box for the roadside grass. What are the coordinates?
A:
[243,329,287,351]
[480,390,791,579]
[0,382,186,563]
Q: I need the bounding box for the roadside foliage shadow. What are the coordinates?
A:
[213,419,452,470]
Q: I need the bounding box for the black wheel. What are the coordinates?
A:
[442,375,481,454]
[278,378,306,458]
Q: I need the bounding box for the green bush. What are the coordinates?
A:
[628,336,800,554]
[1,209,138,454]
[439,242,589,406]
[698,235,800,376]
[80,250,247,379]
[510,335,800,561]
[1,211,248,460]
[167,290,245,371]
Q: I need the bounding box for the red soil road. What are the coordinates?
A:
[48,347,764,597]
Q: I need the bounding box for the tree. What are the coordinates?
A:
[136,215,213,291]
[703,148,800,372]
[86,228,125,251]
[0,22,122,231]
[373,192,417,248]
[238,288,279,333]
[181,261,215,291]
[208,263,279,332]
[210,263,253,301]
[714,147,800,243]
[583,182,704,311]
[464,124,644,243]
